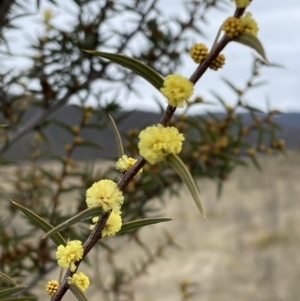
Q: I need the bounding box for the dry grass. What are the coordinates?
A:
[113,152,299,301]
[1,152,300,301]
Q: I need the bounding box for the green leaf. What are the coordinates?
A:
[84,50,164,91]
[217,179,223,199]
[210,90,227,109]
[257,127,264,146]
[108,114,124,158]
[38,166,57,181]
[1,296,37,301]
[0,287,26,299]
[166,154,205,216]
[118,217,174,235]
[221,77,239,94]
[75,141,102,150]
[233,33,268,63]
[45,119,75,134]
[218,153,248,167]
[267,61,284,69]
[1,297,36,301]
[251,80,268,88]
[42,206,104,239]
[12,201,66,246]
[243,104,265,114]
[250,155,262,172]
[0,272,18,287]
[69,284,89,301]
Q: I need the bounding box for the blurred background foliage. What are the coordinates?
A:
[0,0,285,300]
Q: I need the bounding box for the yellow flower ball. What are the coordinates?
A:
[45,280,59,296]
[222,17,243,39]
[189,43,209,64]
[160,74,194,108]
[68,272,90,292]
[56,240,84,272]
[138,124,185,164]
[210,54,226,71]
[86,179,124,212]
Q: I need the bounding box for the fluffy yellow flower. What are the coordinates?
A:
[230,0,250,8]
[90,210,122,237]
[68,272,90,292]
[116,155,142,174]
[160,74,194,108]
[56,240,84,272]
[45,280,59,296]
[138,124,185,164]
[86,179,124,212]
[241,12,259,36]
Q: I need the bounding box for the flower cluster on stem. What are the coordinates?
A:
[50,3,253,301]
[67,272,90,292]
[56,240,84,272]
[138,124,185,164]
[160,74,194,108]
[86,179,124,212]
[116,155,143,175]
[90,210,122,237]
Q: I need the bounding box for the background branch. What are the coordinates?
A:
[0,0,15,31]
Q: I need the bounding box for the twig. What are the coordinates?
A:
[15,264,57,296]
[0,0,16,30]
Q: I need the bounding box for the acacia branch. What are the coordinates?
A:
[0,0,15,30]
[50,4,248,301]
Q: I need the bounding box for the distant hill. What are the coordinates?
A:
[2,106,300,160]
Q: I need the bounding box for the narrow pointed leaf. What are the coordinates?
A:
[221,77,239,93]
[210,90,227,109]
[0,272,18,287]
[75,141,102,150]
[250,155,262,172]
[251,80,268,88]
[108,114,124,157]
[69,284,89,301]
[84,50,164,91]
[45,119,74,134]
[0,287,26,299]
[166,154,205,216]
[233,33,268,63]
[244,104,265,114]
[1,297,36,301]
[12,201,66,246]
[217,179,223,199]
[42,206,104,239]
[118,217,174,235]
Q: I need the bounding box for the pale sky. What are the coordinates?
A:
[3,0,300,114]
